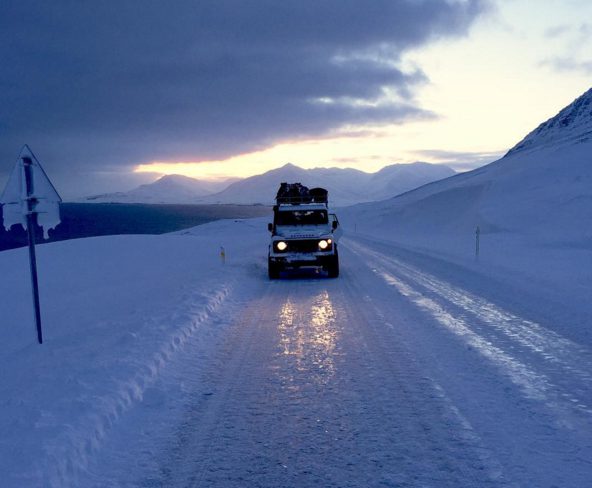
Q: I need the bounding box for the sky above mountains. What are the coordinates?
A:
[1,1,591,198]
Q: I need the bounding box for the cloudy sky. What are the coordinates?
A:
[1,0,591,198]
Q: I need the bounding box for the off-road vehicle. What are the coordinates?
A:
[267,182,341,279]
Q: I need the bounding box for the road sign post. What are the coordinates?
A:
[1,146,62,344]
[23,156,44,343]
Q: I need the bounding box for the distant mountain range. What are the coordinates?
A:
[207,162,455,206]
[341,86,592,246]
[84,174,238,204]
[83,162,456,206]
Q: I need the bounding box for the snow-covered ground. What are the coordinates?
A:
[0,220,265,487]
[1,216,591,487]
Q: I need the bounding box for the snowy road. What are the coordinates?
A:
[81,234,592,487]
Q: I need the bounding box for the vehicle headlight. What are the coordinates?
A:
[318,239,332,250]
[275,241,288,252]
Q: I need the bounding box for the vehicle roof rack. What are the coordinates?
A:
[275,182,328,205]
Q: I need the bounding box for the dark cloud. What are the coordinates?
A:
[0,0,490,194]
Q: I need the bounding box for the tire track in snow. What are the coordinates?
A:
[338,271,512,487]
[346,239,592,421]
[146,274,510,487]
[145,288,273,487]
[378,248,592,387]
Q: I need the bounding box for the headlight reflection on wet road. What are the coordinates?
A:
[277,290,338,386]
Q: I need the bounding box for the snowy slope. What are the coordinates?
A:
[205,162,455,206]
[342,87,592,254]
[507,86,592,156]
[84,174,237,204]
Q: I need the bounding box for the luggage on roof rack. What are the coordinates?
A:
[276,182,328,204]
[309,187,328,203]
[276,182,310,204]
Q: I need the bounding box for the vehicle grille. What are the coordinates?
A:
[286,239,319,253]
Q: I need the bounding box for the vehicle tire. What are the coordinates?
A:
[268,258,281,279]
[327,250,339,278]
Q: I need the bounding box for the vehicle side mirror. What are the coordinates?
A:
[332,220,338,230]
[268,223,273,232]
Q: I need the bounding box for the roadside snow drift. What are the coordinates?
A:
[0,219,268,487]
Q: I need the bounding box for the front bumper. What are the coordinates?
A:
[269,252,335,268]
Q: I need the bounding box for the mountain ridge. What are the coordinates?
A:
[203,162,456,206]
[83,162,456,206]
[506,87,592,156]
[84,174,239,204]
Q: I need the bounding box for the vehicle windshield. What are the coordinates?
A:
[275,209,328,226]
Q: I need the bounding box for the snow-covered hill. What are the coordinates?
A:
[204,162,455,206]
[342,87,592,249]
[84,174,236,204]
[507,86,592,156]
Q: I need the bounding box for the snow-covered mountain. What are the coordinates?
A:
[342,87,592,249]
[83,163,455,206]
[203,162,455,206]
[202,163,367,206]
[84,174,237,204]
[507,86,592,156]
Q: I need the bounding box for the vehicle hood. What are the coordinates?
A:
[274,225,332,239]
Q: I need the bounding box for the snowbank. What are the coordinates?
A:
[0,218,268,487]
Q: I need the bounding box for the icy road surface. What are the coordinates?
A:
[81,235,592,488]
